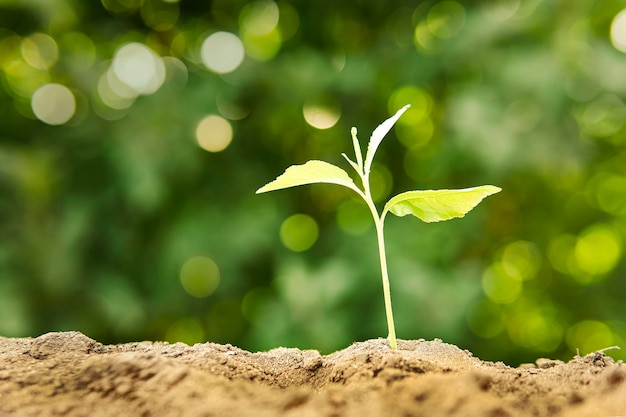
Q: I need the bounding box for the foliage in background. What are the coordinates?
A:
[1,0,626,365]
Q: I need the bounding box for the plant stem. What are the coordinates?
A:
[360,177,397,350]
[373,215,398,350]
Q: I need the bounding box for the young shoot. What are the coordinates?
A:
[256,105,501,350]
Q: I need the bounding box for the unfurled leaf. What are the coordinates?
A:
[256,160,360,194]
[364,105,410,174]
[382,185,501,223]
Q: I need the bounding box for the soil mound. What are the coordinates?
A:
[0,332,624,416]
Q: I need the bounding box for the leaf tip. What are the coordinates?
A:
[487,185,502,195]
[255,185,270,194]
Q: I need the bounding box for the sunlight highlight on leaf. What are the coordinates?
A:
[382,185,501,222]
[256,160,359,194]
[364,105,410,174]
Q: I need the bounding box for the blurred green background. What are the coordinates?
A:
[1,0,626,366]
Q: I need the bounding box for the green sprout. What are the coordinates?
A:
[256,105,501,350]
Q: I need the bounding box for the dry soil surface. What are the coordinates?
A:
[0,332,625,416]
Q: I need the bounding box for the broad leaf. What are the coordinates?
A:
[256,160,360,194]
[364,105,410,174]
[382,185,501,223]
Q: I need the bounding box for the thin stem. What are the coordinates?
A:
[373,214,397,350]
[360,174,397,350]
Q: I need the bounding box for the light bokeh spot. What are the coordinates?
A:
[336,200,371,236]
[21,33,58,70]
[574,224,622,276]
[165,317,205,345]
[241,287,273,322]
[547,234,577,275]
[389,85,433,125]
[201,32,245,74]
[369,164,393,202]
[389,86,434,147]
[106,67,140,100]
[482,263,522,304]
[112,42,165,95]
[500,240,540,281]
[610,9,626,53]
[179,256,220,298]
[241,27,282,61]
[579,94,626,138]
[97,71,135,110]
[566,320,615,355]
[277,2,300,41]
[195,115,233,152]
[427,1,466,39]
[302,104,341,129]
[141,0,180,30]
[588,172,626,216]
[507,309,564,352]
[31,83,76,125]
[240,1,280,36]
[483,0,520,21]
[280,214,319,252]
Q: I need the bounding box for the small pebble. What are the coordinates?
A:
[536,358,564,369]
[29,332,102,360]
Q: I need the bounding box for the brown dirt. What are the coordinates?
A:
[0,332,624,416]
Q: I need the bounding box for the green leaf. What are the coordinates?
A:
[382,185,501,223]
[256,160,360,194]
[364,105,410,174]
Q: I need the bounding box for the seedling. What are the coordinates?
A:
[256,105,501,350]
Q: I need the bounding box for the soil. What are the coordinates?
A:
[0,332,624,417]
